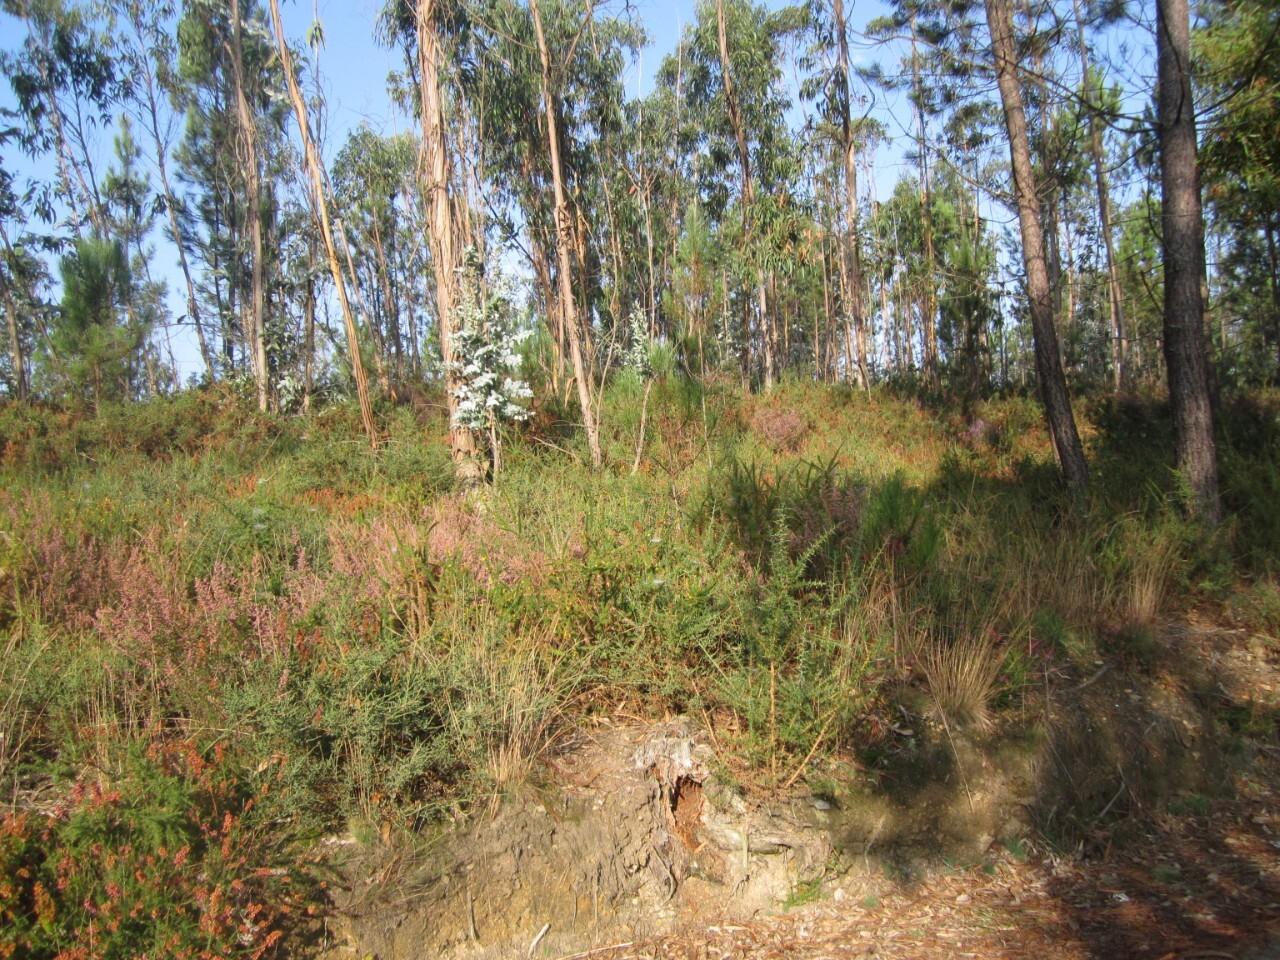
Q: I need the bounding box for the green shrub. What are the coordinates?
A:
[0,738,302,960]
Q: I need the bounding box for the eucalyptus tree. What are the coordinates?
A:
[421,0,484,474]
[267,0,376,442]
[0,136,36,399]
[528,0,603,466]
[1,0,122,236]
[636,65,701,356]
[800,0,883,387]
[377,0,499,473]
[111,0,217,379]
[623,80,671,340]
[271,198,319,406]
[1113,197,1164,384]
[872,177,930,381]
[229,0,266,409]
[386,0,645,467]
[864,0,970,385]
[0,240,42,401]
[331,129,420,382]
[940,224,997,400]
[176,0,286,407]
[662,0,804,390]
[549,11,651,353]
[1070,0,1128,390]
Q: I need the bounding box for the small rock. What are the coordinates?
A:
[956,893,971,904]
[833,887,846,902]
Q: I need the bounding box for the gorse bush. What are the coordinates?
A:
[698,455,940,584]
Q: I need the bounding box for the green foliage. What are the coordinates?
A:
[0,738,300,960]
[1219,396,1280,572]
[48,237,146,408]
[701,447,942,586]
[1197,0,1280,384]
[1227,579,1280,637]
[1031,607,1092,665]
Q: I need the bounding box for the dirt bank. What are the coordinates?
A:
[312,621,1279,959]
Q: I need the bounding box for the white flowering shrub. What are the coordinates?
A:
[624,304,652,381]
[448,250,532,473]
[276,373,304,413]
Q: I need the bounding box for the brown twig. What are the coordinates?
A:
[782,710,837,790]
[552,942,635,960]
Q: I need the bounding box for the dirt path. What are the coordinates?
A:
[564,751,1280,960]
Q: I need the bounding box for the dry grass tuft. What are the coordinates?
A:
[0,628,48,792]
[422,612,575,808]
[483,652,566,797]
[919,628,1004,732]
[1125,537,1179,627]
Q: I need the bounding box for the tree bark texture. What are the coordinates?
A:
[417,0,482,479]
[985,0,1090,488]
[530,0,603,468]
[1156,0,1221,523]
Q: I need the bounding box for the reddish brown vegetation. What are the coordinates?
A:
[750,404,808,453]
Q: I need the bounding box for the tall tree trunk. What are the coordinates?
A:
[303,244,315,413]
[985,0,1089,488]
[1063,193,1076,365]
[882,269,897,375]
[335,216,394,398]
[529,0,603,468]
[229,0,269,412]
[529,233,564,398]
[900,277,915,372]
[909,18,938,384]
[820,232,834,381]
[2,272,25,401]
[157,151,215,381]
[371,217,404,378]
[833,0,868,389]
[716,0,773,390]
[268,0,376,443]
[128,6,216,382]
[1265,217,1280,371]
[1072,0,1127,391]
[1156,0,1221,523]
[416,0,481,479]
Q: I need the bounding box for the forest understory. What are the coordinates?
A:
[1,381,1278,958]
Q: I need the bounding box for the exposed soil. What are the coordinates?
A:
[312,620,1279,960]
[558,754,1280,959]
